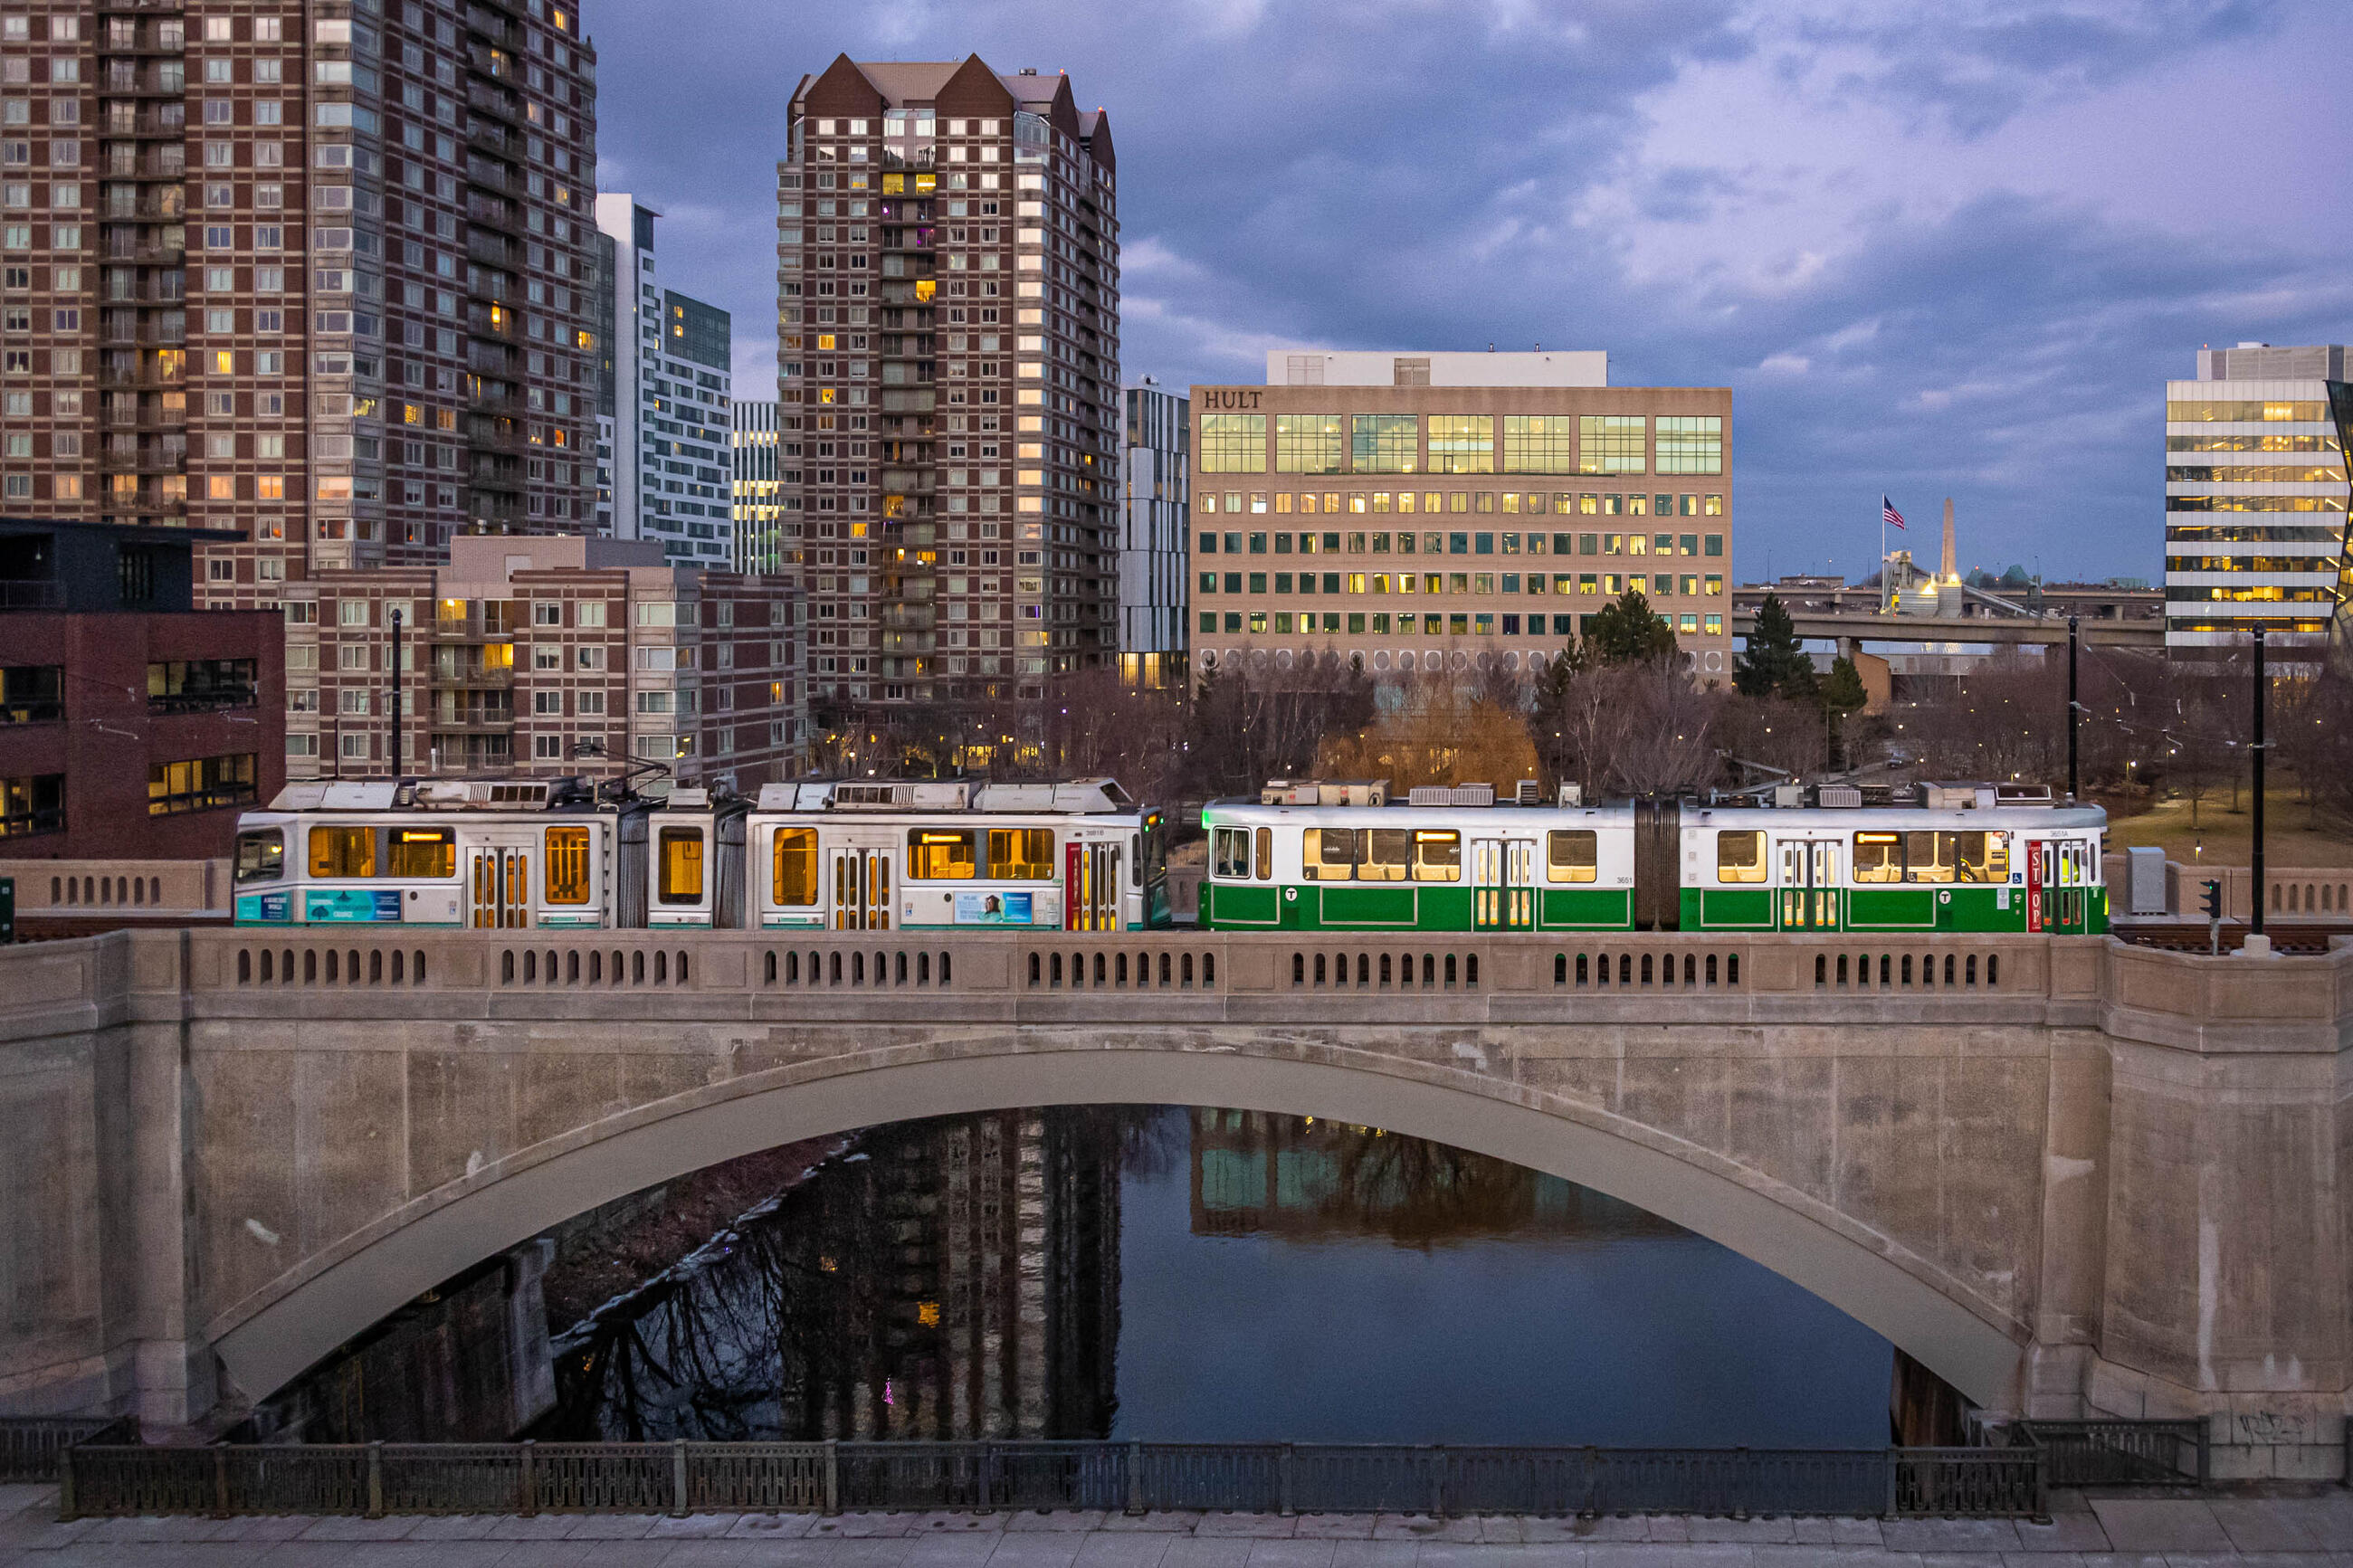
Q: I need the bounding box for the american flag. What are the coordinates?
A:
[1881,495,1907,531]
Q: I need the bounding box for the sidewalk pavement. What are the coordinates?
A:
[4,1481,2348,1566]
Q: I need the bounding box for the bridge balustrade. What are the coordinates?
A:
[234,945,430,987]
[1817,948,2004,991]
[209,929,2072,1010]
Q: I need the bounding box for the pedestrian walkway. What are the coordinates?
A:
[5,1482,2348,1565]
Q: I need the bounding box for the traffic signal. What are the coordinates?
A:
[2199,879,2224,920]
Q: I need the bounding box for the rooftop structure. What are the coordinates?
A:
[1268,349,1608,389]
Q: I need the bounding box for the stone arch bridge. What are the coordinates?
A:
[0,926,2344,1478]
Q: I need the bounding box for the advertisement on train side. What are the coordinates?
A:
[952,891,1036,925]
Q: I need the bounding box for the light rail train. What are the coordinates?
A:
[1198,784,2106,936]
[231,776,1169,933]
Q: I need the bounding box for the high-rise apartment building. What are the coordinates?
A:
[2163,343,2351,659]
[591,192,729,564]
[284,532,806,787]
[0,0,600,606]
[776,54,1119,711]
[1118,380,1185,687]
[730,396,786,574]
[1188,352,1734,683]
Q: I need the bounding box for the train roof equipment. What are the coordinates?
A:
[755,777,1138,814]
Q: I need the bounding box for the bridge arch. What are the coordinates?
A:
[212,1044,2026,1413]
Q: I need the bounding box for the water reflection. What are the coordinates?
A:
[1188,1108,1681,1245]
[542,1107,1890,1448]
[548,1108,1131,1441]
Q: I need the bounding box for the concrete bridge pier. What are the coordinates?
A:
[0,928,2347,1477]
[0,937,218,1427]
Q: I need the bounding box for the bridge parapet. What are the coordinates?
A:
[0,928,2346,1481]
[167,927,2105,1027]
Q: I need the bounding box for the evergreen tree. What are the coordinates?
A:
[1820,655,1868,718]
[1735,592,1815,700]
[1586,589,1678,665]
[1819,653,1869,771]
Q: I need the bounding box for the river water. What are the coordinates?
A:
[540,1107,1891,1449]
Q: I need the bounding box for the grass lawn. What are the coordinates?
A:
[2102,790,2353,868]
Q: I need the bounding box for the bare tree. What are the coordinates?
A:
[1178,651,1375,799]
[1712,693,1827,785]
[1316,671,1538,792]
[1599,662,1720,796]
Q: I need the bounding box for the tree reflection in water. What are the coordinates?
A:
[1186,1108,1681,1246]
[545,1107,1138,1441]
[543,1106,1682,1443]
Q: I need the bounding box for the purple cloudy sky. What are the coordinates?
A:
[586,0,2353,586]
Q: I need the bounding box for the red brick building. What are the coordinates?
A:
[0,517,283,858]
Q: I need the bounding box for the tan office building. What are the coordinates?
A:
[1188,352,1733,682]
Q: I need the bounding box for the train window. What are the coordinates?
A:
[1853,832,1901,883]
[1715,831,1765,884]
[234,829,284,884]
[308,825,375,879]
[1302,828,1354,880]
[546,826,592,904]
[987,828,1056,880]
[908,829,977,879]
[387,828,455,879]
[657,828,704,905]
[1212,826,1252,879]
[1358,828,1410,881]
[1903,831,1956,884]
[1958,832,2010,883]
[1411,830,1461,882]
[1255,827,1273,881]
[1549,830,1600,883]
[774,827,819,905]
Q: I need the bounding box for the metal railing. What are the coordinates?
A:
[2005,1420,2208,1486]
[57,1439,2046,1520]
[0,1417,136,1481]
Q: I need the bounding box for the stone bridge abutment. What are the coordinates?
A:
[0,927,2344,1478]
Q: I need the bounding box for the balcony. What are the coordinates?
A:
[428,715,515,736]
[465,119,515,159]
[466,82,519,126]
[465,196,521,236]
[97,451,186,477]
[466,230,518,270]
[148,689,255,716]
[429,664,515,689]
[0,581,64,612]
[430,613,518,641]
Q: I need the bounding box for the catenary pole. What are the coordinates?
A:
[2252,627,2266,937]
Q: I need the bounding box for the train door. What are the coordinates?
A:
[2034,839,2091,934]
[1777,840,1842,930]
[469,834,532,929]
[1472,838,1535,931]
[832,838,892,931]
[1065,839,1120,931]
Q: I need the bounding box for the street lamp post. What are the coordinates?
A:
[389,607,404,776]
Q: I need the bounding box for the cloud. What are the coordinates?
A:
[586,0,2353,583]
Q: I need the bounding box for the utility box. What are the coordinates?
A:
[2125,846,2167,916]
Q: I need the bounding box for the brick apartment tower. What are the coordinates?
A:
[777,55,1119,712]
[0,0,600,606]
